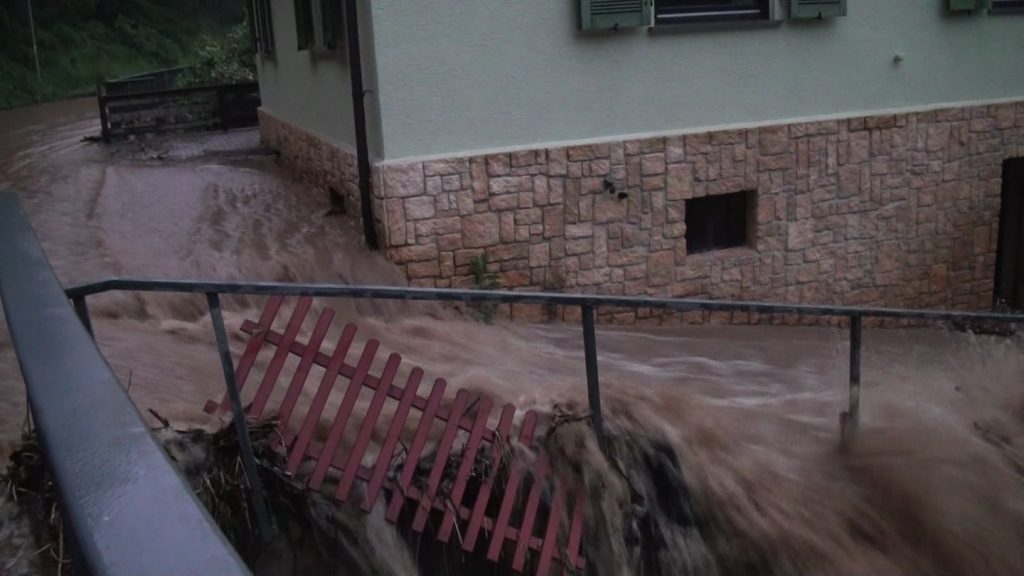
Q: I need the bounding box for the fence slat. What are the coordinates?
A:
[250,297,312,418]
[287,323,358,475]
[462,403,516,552]
[362,368,424,512]
[566,494,587,570]
[412,388,471,533]
[336,353,401,501]
[488,410,539,562]
[308,340,380,490]
[438,397,494,542]
[387,378,448,523]
[536,483,565,576]
[276,308,334,432]
[206,295,283,414]
[513,454,550,571]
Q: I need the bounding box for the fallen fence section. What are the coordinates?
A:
[203,296,586,576]
[98,82,260,141]
[0,192,251,576]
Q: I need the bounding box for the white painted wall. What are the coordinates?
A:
[368,0,1024,160]
[256,0,384,156]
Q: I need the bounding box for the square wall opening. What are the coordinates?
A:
[685,190,756,254]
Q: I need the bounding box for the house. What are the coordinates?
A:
[249,0,1024,322]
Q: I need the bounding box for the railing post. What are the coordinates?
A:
[581,304,607,455]
[97,83,111,143]
[206,292,275,542]
[71,294,93,338]
[841,315,862,446]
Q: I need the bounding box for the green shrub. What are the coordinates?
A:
[176,23,255,87]
[0,1,246,108]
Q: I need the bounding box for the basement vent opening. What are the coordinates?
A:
[328,187,346,215]
[685,190,754,254]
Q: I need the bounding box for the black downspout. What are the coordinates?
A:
[345,0,379,249]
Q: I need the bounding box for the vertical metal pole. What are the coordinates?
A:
[206,292,274,542]
[27,0,40,83]
[844,315,862,441]
[97,84,110,143]
[582,304,607,455]
[71,295,93,338]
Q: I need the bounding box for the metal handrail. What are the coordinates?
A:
[0,193,251,576]
[64,276,1024,452]
[63,278,1024,323]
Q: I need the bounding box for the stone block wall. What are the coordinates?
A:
[374,102,1024,324]
[259,110,364,220]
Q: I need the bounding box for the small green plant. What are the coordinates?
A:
[541,267,565,323]
[470,254,501,324]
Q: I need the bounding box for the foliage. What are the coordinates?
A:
[176,23,255,88]
[470,254,501,324]
[0,0,248,108]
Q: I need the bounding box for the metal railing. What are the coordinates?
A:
[0,193,251,576]
[65,278,1024,453]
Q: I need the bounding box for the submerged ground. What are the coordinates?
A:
[1,99,1023,575]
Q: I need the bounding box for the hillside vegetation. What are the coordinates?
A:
[0,0,248,108]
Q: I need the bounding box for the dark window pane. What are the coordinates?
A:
[295,0,313,51]
[320,0,343,50]
[992,0,1024,11]
[655,0,769,24]
[685,191,751,254]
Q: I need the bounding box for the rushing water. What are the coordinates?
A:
[1,99,1023,575]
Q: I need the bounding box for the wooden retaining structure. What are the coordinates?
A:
[98,82,260,141]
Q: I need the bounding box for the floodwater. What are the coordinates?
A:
[1,99,1024,575]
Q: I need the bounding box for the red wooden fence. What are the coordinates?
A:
[203,296,586,575]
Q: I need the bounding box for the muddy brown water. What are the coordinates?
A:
[1,99,1023,575]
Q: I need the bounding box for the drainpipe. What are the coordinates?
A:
[345,0,379,250]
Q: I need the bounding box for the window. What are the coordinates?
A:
[295,0,344,51]
[685,191,753,253]
[250,0,275,56]
[655,0,772,25]
[320,0,344,50]
[295,0,313,50]
[992,0,1024,13]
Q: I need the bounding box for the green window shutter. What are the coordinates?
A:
[579,0,651,31]
[790,0,847,18]
[295,0,313,50]
[949,0,992,11]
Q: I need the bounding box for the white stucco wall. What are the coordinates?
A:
[368,0,1024,161]
[255,0,383,156]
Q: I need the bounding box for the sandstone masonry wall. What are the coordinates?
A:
[259,110,364,221]
[375,102,1024,324]
[260,103,1024,324]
